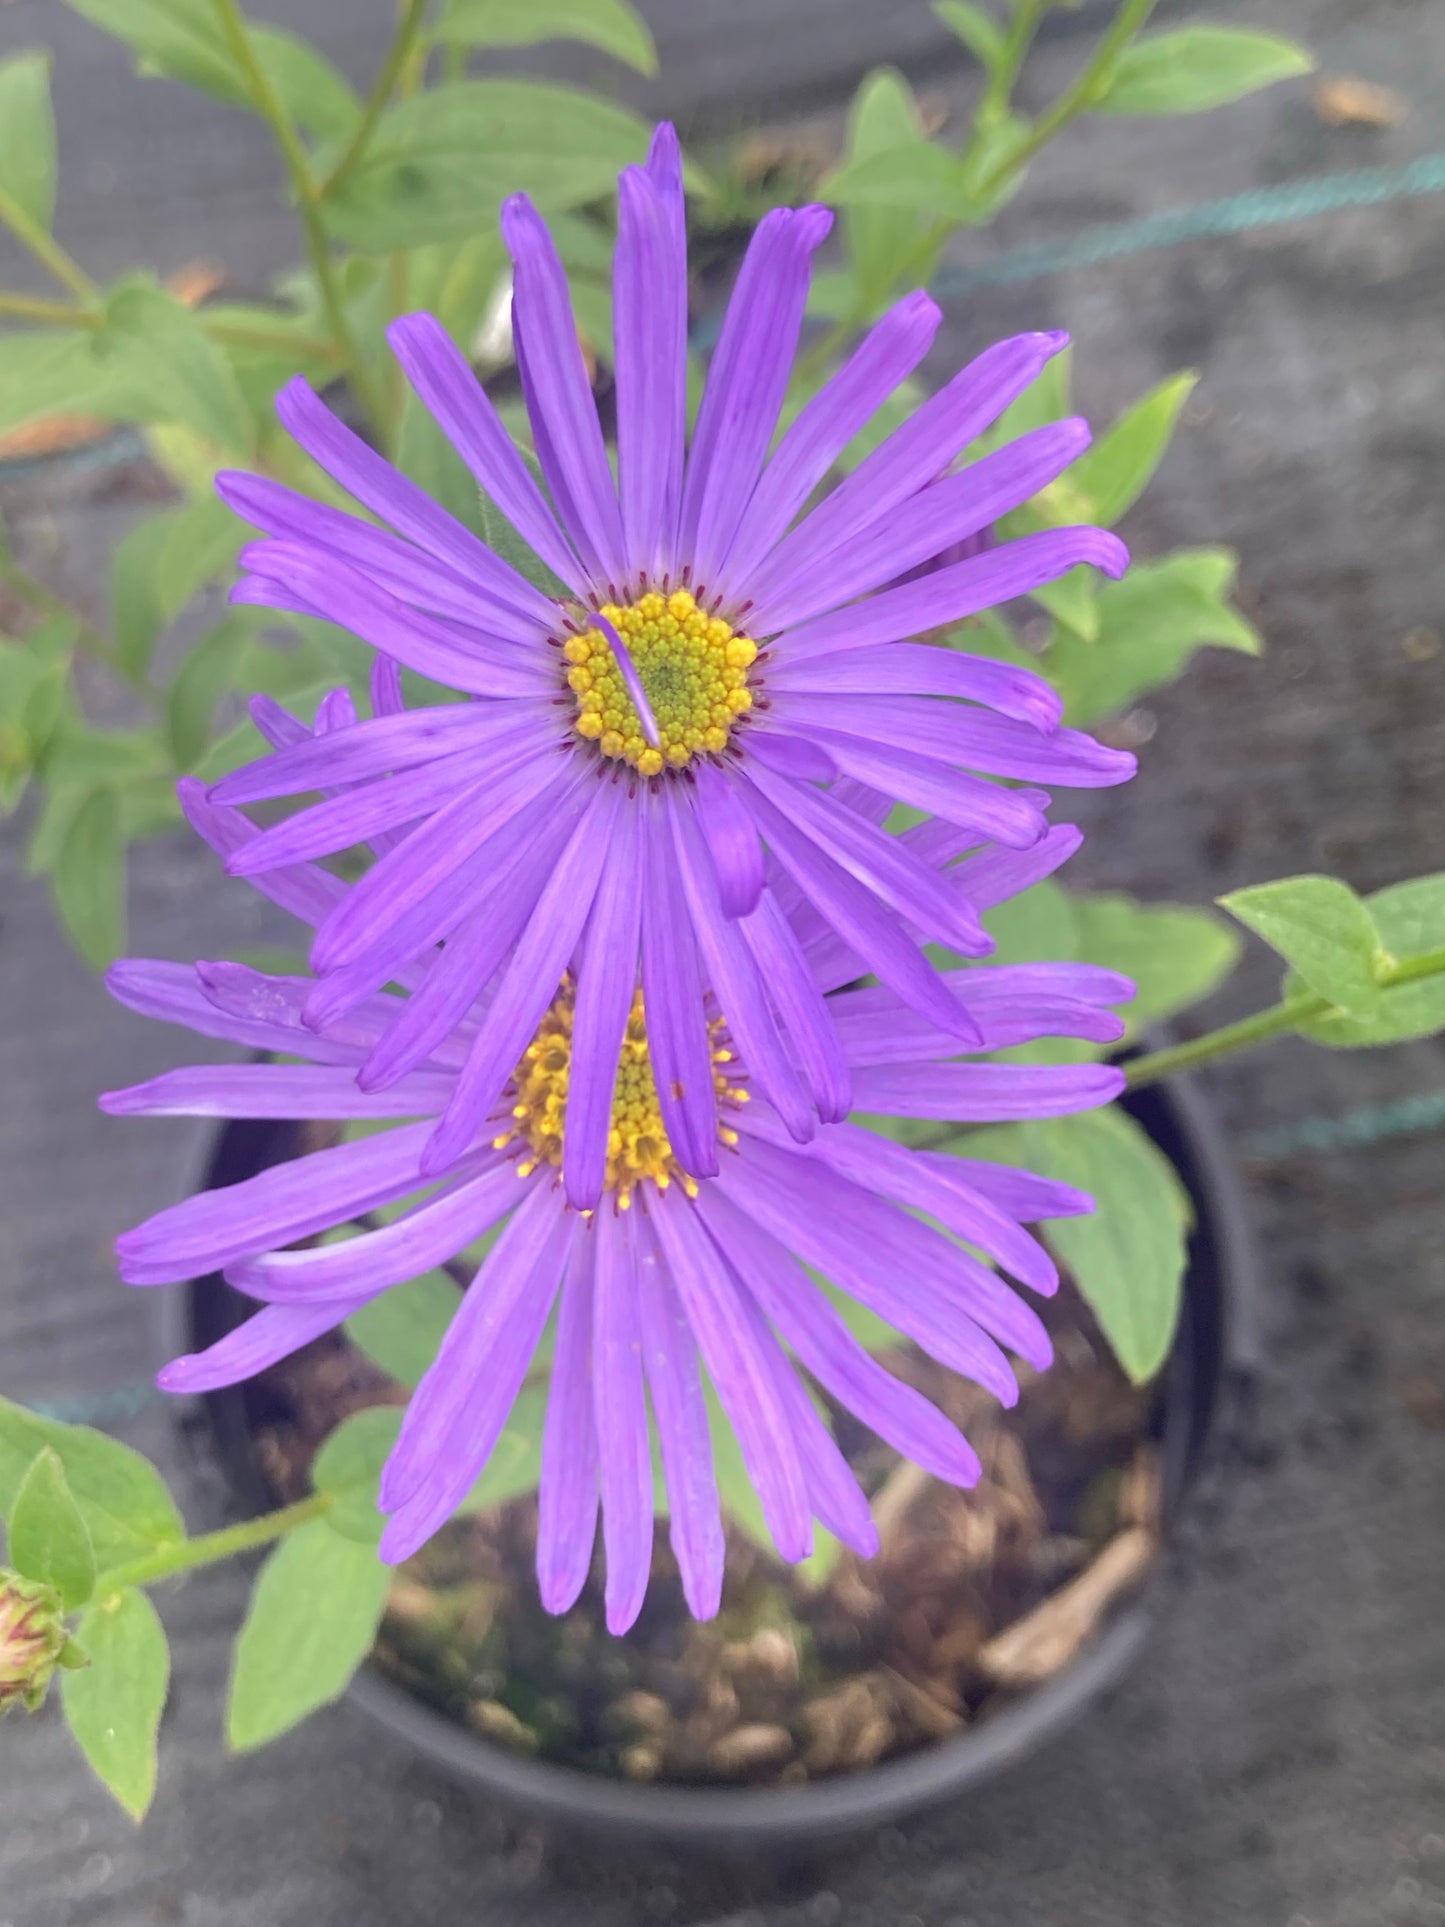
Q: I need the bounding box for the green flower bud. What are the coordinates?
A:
[0,1570,81,1715]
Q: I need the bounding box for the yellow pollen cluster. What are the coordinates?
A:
[564,588,757,776]
[494,979,746,1208]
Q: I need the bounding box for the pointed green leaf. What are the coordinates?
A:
[1029,564,1099,641]
[52,787,125,970]
[62,1589,169,1820]
[1073,894,1241,1036]
[1296,875,1445,1047]
[1097,26,1313,117]
[836,68,936,306]
[312,1406,403,1545]
[822,139,978,219]
[0,1397,185,1569]
[166,615,251,770]
[346,1271,461,1390]
[7,1448,96,1610]
[101,277,252,452]
[1222,874,1386,1013]
[0,51,58,231]
[433,0,657,74]
[934,1,1005,73]
[1067,371,1198,525]
[227,1521,390,1751]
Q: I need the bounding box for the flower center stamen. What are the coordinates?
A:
[495,978,746,1207]
[564,589,757,777]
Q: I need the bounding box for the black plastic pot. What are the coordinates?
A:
[168,1072,1260,1849]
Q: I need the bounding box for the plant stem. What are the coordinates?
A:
[93,1493,333,1596]
[208,0,386,435]
[318,0,430,200]
[0,292,101,329]
[976,0,1049,128]
[0,290,336,363]
[0,185,98,304]
[972,0,1161,200]
[1124,942,1445,1090]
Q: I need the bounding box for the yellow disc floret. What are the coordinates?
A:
[494,978,746,1208]
[565,588,757,776]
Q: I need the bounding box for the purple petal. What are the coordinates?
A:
[158,1301,352,1394]
[614,134,687,583]
[536,1235,601,1614]
[639,796,719,1180]
[735,888,852,1123]
[248,692,309,750]
[100,1062,452,1123]
[503,194,627,592]
[768,640,1062,732]
[178,778,347,932]
[744,730,837,784]
[213,707,499,806]
[692,761,763,918]
[951,822,1085,913]
[593,612,659,747]
[564,802,643,1210]
[103,958,364,1066]
[592,1210,655,1634]
[851,1060,1126,1120]
[935,1153,1093,1223]
[718,290,941,597]
[803,729,1047,849]
[372,655,404,717]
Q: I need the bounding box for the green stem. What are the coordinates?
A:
[972,0,1160,200]
[0,530,123,675]
[209,0,386,435]
[0,290,335,363]
[93,1493,333,1596]
[0,291,101,329]
[1124,941,1445,1091]
[318,0,430,200]
[976,0,1048,128]
[0,186,97,304]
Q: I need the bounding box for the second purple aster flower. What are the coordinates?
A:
[209,121,1134,1209]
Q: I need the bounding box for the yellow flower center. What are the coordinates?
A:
[564,588,757,777]
[494,978,746,1208]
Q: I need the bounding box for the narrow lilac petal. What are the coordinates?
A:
[804,729,1046,850]
[739,773,989,1047]
[777,692,1136,789]
[116,1122,434,1287]
[935,1153,1093,1223]
[308,748,570,974]
[379,1176,559,1512]
[952,822,1083,911]
[852,1060,1126,1120]
[740,330,1069,618]
[670,798,815,1143]
[316,689,357,736]
[357,799,586,1092]
[193,963,439,1062]
[386,312,587,593]
[679,205,833,592]
[714,1140,1018,1402]
[718,291,941,597]
[248,692,309,750]
[831,978,1126,1058]
[213,707,499,806]
[274,377,561,631]
[744,730,837,784]
[158,1301,352,1394]
[422,780,620,1176]
[178,778,346,932]
[696,1187,982,1486]
[227,1161,519,1305]
[753,420,1094,635]
[635,1212,724,1619]
[593,1210,655,1634]
[692,760,762,918]
[237,541,556,696]
[768,641,1063,732]
[536,1236,600,1614]
[640,796,719,1180]
[564,804,643,1210]
[372,655,404,718]
[100,1063,451,1122]
[103,958,363,1066]
[593,612,660,747]
[771,527,1130,663]
[742,758,989,956]
[503,194,627,591]
[768,1347,878,1559]
[651,1199,813,1564]
[614,140,687,583]
[735,889,851,1123]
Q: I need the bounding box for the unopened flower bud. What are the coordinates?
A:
[0,1571,77,1715]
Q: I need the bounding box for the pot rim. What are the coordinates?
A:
[158,1066,1261,1847]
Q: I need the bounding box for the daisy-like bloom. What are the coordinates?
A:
[209,121,1134,1212]
[103,694,1132,1633]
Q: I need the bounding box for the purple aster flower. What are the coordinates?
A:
[208,121,1134,1210]
[102,696,1131,1632]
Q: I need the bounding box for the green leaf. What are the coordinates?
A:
[166,615,251,770]
[963,1109,1190,1383]
[1222,874,1385,1013]
[989,345,1071,442]
[113,493,243,679]
[7,1447,97,1611]
[460,1380,548,1516]
[395,382,492,540]
[0,331,151,440]
[1296,875,1445,1048]
[52,787,125,969]
[312,1407,404,1545]
[982,878,1079,968]
[1066,371,1198,526]
[0,51,58,231]
[227,1521,390,1751]
[61,1589,169,1820]
[101,277,252,453]
[1097,26,1313,117]
[1073,893,1241,1036]
[836,69,936,309]
[1055,547,1260,725]
[346,1271,460,1391]
[475,456,571,599]
[433,0,657,73]
[1029,564,1098,641]
[323,80,652,254]
[934,1,1005,73]
[0,1397,185,1569]
[822,139,977,220]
